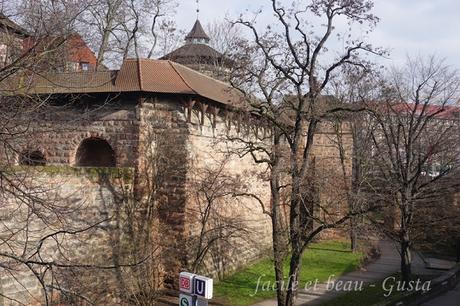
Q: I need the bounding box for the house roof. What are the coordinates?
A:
[385,102,460,120]
[23,33,97,67]
[0,13,28,36]
[66,34,97,66]
[185,20,210,41]
[5,59,244,107]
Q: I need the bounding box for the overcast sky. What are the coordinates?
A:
[175,0,460,68]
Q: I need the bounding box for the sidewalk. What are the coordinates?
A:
[252,240,444,306]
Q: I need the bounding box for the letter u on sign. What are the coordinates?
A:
[193,276,213,299]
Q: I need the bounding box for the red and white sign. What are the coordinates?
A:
[179,272,195,294]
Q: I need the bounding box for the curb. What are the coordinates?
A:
[381,265,460,306]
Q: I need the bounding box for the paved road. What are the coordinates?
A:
[252,240,442,306]
[422,283,460,306]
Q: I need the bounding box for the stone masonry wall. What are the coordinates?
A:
[137,96,191,287]
[184,103,273,278]
[2,96,140,168]
[311,121,353,239]
[137,96,273,282]
[0,169,136,305]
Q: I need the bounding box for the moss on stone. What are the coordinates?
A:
[9,165,135,181]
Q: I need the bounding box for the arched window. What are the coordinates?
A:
[19,150,46,166]
[75,137,116,167]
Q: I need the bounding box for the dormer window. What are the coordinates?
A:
[80,62,90,71]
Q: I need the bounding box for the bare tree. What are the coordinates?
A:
[206,18,242,57]
[0,4,163,304]
[365,56,460,283]
[185,158,252,279]
[77,0,178,69]
[331,117,359,251]
[329,66,385,251]
[228,1,383,305]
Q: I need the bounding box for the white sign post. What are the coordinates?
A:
[179,272,213,306]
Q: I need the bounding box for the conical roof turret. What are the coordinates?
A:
[185,19,210,44]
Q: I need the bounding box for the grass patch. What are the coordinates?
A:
[320,273,431,306]
[214,240,364,306]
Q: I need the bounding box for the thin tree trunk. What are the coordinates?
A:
[271,131,287,306]
[350,216,358,252]
[285,248,301,306]
[350,121,362,252]
[96,28,111,70]
[400,233,412,284]
[272,207,287,306]
[285,175,302,306]
[399,191,413,284]
[332,121,358,252]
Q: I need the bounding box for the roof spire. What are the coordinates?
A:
[196,0,200,20]
[185,19,210,45]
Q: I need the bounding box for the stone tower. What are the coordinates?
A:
[161,19,232,81]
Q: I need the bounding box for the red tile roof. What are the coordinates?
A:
[11,59,244,106]
[23,34,97,70]
[66,34,97,66]
[374,102,460,120]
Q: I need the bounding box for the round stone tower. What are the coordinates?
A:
[160,19,232,82]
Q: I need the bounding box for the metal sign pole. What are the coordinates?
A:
[195,298,208,306]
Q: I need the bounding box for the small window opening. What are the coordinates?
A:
[19,150,46,166]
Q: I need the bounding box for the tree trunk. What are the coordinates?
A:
[271,131,287,306]
[400,234,412,284]
[272,212,287,306]
[285,174,302,306]
[96,28,111,70]
[350,216,358,252]
[284,248,301,306]
[350,122,361,252]
[399,192,412,284]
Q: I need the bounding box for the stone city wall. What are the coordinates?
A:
[0,169,136,305]
[0,94,353,304]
